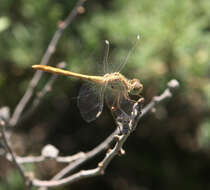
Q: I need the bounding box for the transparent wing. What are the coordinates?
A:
[77,83,105,123]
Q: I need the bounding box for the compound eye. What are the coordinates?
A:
[130,87,141,95]
[130,79,143,95]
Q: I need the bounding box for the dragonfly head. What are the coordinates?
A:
[129,79,143,95]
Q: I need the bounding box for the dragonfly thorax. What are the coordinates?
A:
[103,72,129,91]
[103,72,143,96]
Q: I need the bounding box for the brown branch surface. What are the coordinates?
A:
[6,152,85,164]
[30,79,179,189]
[1,1,181,189]
[3,78,179,189]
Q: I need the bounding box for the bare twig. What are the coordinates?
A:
[32,98,143,188]
[31,79,179,189]
[9,0,87,127]
[53,80,179,180]
[15,62,66,127]
[50,129,119,180]
[4,79,179,189]
[6,152,85,164]
[37,129,119,190]
[141,79,179,118]
[0,119,32,189]
[32,134,129,188]
[33,168,100,187]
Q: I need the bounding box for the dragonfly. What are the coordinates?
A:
[32,35,143,123]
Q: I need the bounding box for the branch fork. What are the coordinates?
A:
[0,79,179,189]
[0,0,180,188]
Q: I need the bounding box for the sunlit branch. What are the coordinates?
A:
[32,79,179,189]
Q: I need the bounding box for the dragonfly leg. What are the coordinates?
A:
[123,92,144,104]
[112,94,130,134]
[136,94,144,103]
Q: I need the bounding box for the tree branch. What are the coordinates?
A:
[141,79,179,118]
[0,119,32,189]
[30,79,179,189]
[3,79,179,189]
[6,151,85,164]
[9,0,87,127]
[15,62,66,127]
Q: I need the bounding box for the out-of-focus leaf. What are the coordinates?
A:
[0,17,10,32]
[199,119,210,148]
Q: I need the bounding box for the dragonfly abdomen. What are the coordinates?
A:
[32,65,104,84]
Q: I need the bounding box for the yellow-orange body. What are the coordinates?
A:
[32,65,142,95]
[32,64,143,122]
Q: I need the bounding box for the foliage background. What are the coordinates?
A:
[1,0,210,189]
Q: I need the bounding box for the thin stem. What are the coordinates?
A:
[10,0,87,127]
[0,119,31,189]
[6,152,85,164]
[141,79,179,118]
[32,135,128,188]
[33,79,179,189]
[48,128,118,179]
[32,103,140,188]
[38,129,119,190]
[36,79,179,190]
[16,62,66,127]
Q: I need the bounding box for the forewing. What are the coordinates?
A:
[77,83,104,123]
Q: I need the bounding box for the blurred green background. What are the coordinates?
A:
[1,0,210,189]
